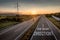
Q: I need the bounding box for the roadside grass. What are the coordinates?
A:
[47,17,60,29]
[0,15,38,31]
[0,21,19,30]
[20,17,40,40]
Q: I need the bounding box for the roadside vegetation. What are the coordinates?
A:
[45,12,60,29]
[0,13,36,30]
[0,21,18,30]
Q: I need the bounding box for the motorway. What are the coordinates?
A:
[30,15,60,40]
[0,17,39,40]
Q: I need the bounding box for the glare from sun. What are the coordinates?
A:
[31,10,37,15]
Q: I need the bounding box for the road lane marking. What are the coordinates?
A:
[36,28,49,30]
[46,19,57,40]
[33,32,52,36]
[30,16,57,40]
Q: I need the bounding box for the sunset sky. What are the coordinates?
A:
[0,0,60,15]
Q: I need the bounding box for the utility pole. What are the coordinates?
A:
[17,0,19,14]
[16,0,19,21]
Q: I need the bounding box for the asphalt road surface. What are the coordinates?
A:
[30,15,60,40]
[0,16,39,40]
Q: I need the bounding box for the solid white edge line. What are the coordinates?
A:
[45,17,57,40]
